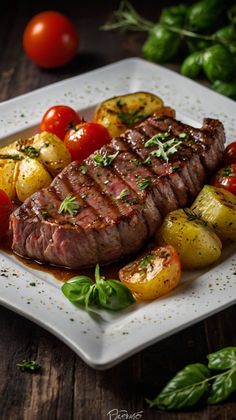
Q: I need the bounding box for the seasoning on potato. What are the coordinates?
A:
[0,132,71,202]
[156,208,222,270]
[94,91,164,138]
[119,245,181,301]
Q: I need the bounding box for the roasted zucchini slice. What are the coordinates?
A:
[191,185,236,241]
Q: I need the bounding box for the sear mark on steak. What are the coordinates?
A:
[10,113,225,269]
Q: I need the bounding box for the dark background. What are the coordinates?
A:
[0,1,236,419]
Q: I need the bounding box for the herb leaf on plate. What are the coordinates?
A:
[61,264,135,312]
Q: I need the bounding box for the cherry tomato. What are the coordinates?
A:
[23,11,79,68]
[119,245,181,301]
[211,164,236,196]
[0,190,13,238]
[64,122,110,161]
[40,105,81,140]
[223,141,236,165]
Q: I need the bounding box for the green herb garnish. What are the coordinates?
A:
[0,153,23,161]
[16,360,41,373]
[144,132,170,147]
[40,210,49,219]
[222,167,232,176]
[118,110,147,126]
[61,264,135,312]
[183,208,207,226]
[79,165,87,174]
[20,146,39,158]
[138,177,151,190]
[116,188,129,200]
[58,195,80,216]
[145,136,182,162]
[93,151,119,167]
[146,347,236,410]
[139,254,155,270]
[172,165,180,172]
[178,132,189,140]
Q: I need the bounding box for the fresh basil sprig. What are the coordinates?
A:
[62,264,135,311]
[146,347,236,410]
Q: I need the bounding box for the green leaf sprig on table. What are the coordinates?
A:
[16,360,41,373]
[146,346,236,410]
[61,264,135,312]
[102,0,236,100]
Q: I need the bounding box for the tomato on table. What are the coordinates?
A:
[0,189,13,238]
[23,11,79,68]
[40,105,81,140]
[119,245,181,301]
[223,141,236,165]
[64,122,110,162]
[211,164,236,196]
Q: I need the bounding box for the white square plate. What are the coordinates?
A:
[0,58,236,370]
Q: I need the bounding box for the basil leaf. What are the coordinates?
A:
[99,279,135,311]
[61,264,135,312]
[207,347,236,371]
[61,276,94,305]
[146,364,210,410]
[208,368,236,404]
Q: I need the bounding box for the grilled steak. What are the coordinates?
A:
[10,113,225,268]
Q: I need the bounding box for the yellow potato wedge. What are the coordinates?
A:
[0,160,17,199]
[31,131,71,176]
[15,158,52,202]
[191,185,236,241]
[119,245,181,301]
[156,208,222,270]
[94,91,164,138]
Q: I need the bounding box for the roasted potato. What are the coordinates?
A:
[0,132,71,202]
[191,185,236,241]
[119,245,181,301]
[15,158,52,202]
[94,91,165,138]
[30,131,71,176]
[0,160,17,199]
[156,208,222,270]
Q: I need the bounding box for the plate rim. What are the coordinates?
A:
[1,57,236,370]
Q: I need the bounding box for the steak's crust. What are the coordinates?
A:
[10,113,225,269]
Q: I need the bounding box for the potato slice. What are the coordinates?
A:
[16,158,52,202]
[191,185,236,241]
[94,91,164,137]
[156,208,222,269]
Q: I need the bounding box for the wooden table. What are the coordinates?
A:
[0,1,235,419]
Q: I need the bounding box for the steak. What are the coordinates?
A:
[10,113,225,269]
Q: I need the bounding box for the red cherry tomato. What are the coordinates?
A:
[64,122,110,162]
[0,190,13,238]
[23,11,79,68]
[40,105,81,140]
[223,141,236,165]
[211,164,236,196]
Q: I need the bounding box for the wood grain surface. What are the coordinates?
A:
[0,1,236,419]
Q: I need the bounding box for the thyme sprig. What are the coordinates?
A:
[145,135,182,162]
[93,151,119,167]
[58,195,80,216]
